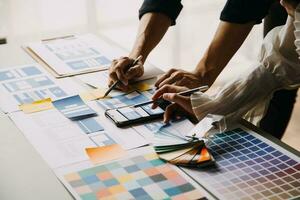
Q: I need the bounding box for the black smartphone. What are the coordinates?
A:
[105,86,209,127]
[105,102,169,127]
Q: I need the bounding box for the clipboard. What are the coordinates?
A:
[23,34,122,78]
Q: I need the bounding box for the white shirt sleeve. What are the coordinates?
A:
[191,16,300,125]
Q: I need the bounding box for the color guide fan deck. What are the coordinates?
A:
[61,152,206,200]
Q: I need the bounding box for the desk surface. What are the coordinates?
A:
[0,40,299,200]
[0,42,74,200]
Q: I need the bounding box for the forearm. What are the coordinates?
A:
[129,12,172,62]
[194,21,255,85]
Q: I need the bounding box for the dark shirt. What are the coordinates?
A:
[139,0,275,26]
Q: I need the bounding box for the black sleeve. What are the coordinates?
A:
[220,0,275,24]
[139,0,183,26]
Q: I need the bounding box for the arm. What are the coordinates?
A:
[154,16,300,124]
[129,13,172,63]
[108,0,183,90]
[194,21,255,86]
[155,21,255,88]
[155,0,274,88]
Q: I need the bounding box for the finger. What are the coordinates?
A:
[125,64,143,80]
[116,84,129,92]
[113,59,132,85]
[152,85,177,100]
[158,72,182,88]
[115,68,127,85]
[108,78,114,87]
[162,93,193,114]
[108,71,118,83]
[164,103,178,123]
[155,68,177,87]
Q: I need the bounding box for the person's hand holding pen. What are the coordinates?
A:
[108,56,144,91]
[152,84,196,123]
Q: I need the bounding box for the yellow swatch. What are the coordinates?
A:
[85,144,126,165]
[129,82,152,92]
[19,98,53,114]
[80,88,111,101]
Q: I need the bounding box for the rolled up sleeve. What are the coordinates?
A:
[139,0,183,25]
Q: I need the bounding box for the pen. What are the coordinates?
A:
[103,55,143,98]
[133,85,209,107]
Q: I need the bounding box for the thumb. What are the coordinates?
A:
[163,93,193,114]
[163,93,181,104]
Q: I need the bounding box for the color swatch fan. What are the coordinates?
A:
[152,123,214,167]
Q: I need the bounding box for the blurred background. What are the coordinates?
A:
[0,0,299,150]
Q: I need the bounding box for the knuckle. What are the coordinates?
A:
[169,68,177,73]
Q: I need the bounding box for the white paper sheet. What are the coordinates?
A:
[9,103,148,168]
[132,119,195,141]
[0,64,81,113]
[89,102,149,150]
[54,146,210,200]
[77,63,163,89]
[26,34,124,76]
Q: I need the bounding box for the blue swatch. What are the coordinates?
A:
[53,95,96,120]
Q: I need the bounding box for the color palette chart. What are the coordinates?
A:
[61,152,206,200]
[183,128,300,200]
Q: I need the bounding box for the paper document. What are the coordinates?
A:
[97,89,154,110]
[56,146,205,200]
[77,63,163,89]
[25,34,124,77]
[0,64,79,113]
[10,102,148,168]
[133,119,194,141]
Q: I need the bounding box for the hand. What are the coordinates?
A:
[108,56,144,91]
[152,84,195,123]
[280,0,298,17]
[155,68,204,89]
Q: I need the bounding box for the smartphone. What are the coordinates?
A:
[105,103,167,127]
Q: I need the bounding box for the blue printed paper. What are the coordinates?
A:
[53,95,96,120]
[76,118,104,134]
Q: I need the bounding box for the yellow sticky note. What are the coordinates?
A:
[19,98,53,114]
[85,144,126,165]
[80,88,111,101]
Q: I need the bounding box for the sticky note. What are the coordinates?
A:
[52,95,97,120]
[85,144,126,165]
[80,88,111,101]
[19,98,53,114]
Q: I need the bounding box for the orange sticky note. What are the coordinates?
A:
[19,98,53,114]
[85,144,126,165]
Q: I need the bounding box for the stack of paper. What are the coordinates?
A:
[152,123,214,167]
